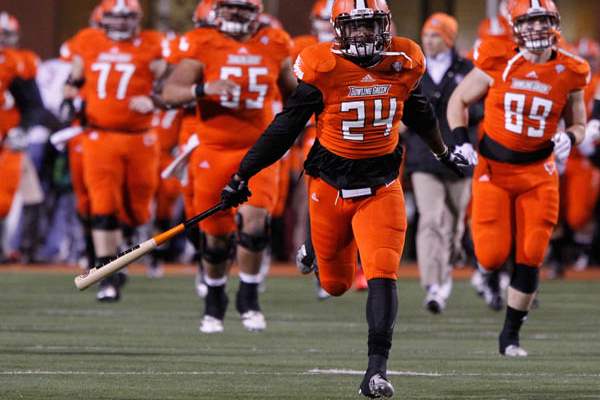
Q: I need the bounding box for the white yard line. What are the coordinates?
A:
[1,369,599,379]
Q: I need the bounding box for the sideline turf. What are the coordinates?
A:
[0,273,599,399]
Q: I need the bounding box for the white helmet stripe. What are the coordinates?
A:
[0,12,8,30]
[531,0,542,9]
[113,0,128,13]
[355,0,368,10]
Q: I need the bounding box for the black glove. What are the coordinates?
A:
[221,174,252,208]
[434,145,469,178]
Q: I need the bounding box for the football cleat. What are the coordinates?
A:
[199,315,224,334]
[146,258,164,279]
[502,345,528,358]
[240,310,266,332]
[359,372,395,398]
[470,270,485,297]
[315,278,331,300]
[96,281,119,302]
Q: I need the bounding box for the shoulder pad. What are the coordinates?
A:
[557,48,592,88]
[300,43,336,73]
[473,37,514,74]
[388,37,425,74]
[260,27,291,46]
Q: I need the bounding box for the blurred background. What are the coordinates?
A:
[2,0,600,59]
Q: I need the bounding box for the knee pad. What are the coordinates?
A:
[200,233,235,265]
[510,264,539,294]
[236,213,270,252]
[91,214,119,230]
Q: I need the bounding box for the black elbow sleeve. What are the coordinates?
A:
[401,86,437,132]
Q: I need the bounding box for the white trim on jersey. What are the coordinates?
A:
[502,52,524,82]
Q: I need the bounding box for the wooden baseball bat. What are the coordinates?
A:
[74,203,224,290]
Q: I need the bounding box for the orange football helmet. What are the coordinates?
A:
[214,0,263,37]
[0,12,19,48]
[310,0,335,42]
[331,0,392,64]
[508,0,560,53]
[89,6,103,28]
[193,0,216,27]
[98,0,142,41]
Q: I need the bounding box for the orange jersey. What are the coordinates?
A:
[153,109,182,152]
[0,49,25,136]
[294,38,426,159]
[584,72,600,114]
[475,38,591,153]
[175,26,292,150]
[67,29,164,131]
[292,35,318,62]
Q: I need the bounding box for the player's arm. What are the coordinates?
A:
[277,57,298,102]
[237,80,322,180]
[447,67,492,137]
[162,59,237,106]
[402,84,473,172]
[220,80,322,207]
[562,90,587,145]
[64,55,85,100]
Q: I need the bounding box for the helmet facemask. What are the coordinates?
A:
[215,2,260,37]
[513,13,559,53]
[102,11,141,41]
[0,29,18,48]
[335,10,391,66]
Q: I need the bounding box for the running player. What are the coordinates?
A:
[448,0,589,356]
[216,0,470,396]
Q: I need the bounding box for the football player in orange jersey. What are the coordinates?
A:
[0,12,57,263]
[448,0,590,357]
[163,0,298,334]
[552,37,600,274]
[59,6,106,271]
[215,0,469,396]
[0,13,26,260]
[64,0,167,302]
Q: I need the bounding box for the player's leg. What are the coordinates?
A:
[502,175,559,356]
[149,152,181,277]
[234,161,280,331]
[308,177,357,296]
[192,147,238,333]
[564,157,600,271]
[411,172,449,313]
[352,181,405,398]
[83,131,126,302]
[0,148,22,261]
[68,136,95,269]
[471,162,513,311]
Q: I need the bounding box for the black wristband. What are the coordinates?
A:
[592,99,600,120]
[66,75,84,88]
[452,127,470,144]
[194,83,205,98]
[566,131,577,146]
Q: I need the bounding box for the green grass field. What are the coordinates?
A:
[1,272,599,399]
